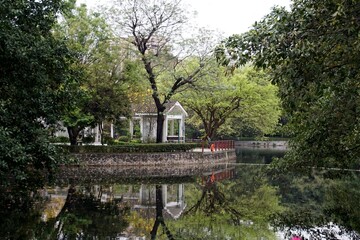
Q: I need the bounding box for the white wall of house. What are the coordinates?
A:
[141,115,157,143]
[133,102,188,143]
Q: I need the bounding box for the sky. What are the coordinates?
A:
[181,0,291,36]
[80,0,291,36]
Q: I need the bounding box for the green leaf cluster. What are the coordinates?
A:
[218,0,360,168]
[178,63,281,139]
[55,4,131,144]
[0,0,75,187]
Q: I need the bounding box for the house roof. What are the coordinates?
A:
[132,101,188,117]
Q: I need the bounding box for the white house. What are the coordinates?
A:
[130,101,188,143]
[54,101,188,144]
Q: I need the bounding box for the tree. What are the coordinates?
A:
[216,0,360,168]
[178,64,280,139]
[0,0,75,187]
[111,0,214,143]
[55,4,130,145]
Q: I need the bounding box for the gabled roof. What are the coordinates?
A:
[132,101,188,117]
[166,101,188,117]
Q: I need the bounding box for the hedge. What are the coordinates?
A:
[61,143,201,154]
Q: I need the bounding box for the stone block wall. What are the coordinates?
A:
[71,150,236,166]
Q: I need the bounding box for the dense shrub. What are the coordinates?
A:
[62,143,201,154]
[49,136,69,143]
[82,135,95,144]
[117,136,130,142]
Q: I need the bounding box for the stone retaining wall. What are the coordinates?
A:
[55,164,236,185]
[235,141,288,150]
[72,150,236,166]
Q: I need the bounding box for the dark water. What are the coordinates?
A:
[236,147,286,164]
[1,148,360,240]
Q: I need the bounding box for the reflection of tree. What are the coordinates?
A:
[150,185,174,240]
[0,189,45,239]
[169,166,283,239]
[270,169,360,238]
[184,175,242,224]
[38,185,130,239]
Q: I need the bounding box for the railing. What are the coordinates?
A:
[201,140,235,153]
[167,135,185,143]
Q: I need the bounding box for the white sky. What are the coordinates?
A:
[80,0,291,36]
[182,0,291,36]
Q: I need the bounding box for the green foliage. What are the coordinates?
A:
[218,0,360,168]
[49,136,70,143]
[117,136,130,142]
[63,143,200,154]
[55,4,130,145]
[179,63,281,139]
[0,0,74,187]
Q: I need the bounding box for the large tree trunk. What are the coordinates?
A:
[67,127,80,145]
[156,112,165,143]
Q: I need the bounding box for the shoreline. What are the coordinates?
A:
[69,149,236,166]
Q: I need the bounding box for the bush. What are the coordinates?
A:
[62,143,201,154]
[117,136,130,142]
[49,136,69,143]
[130,139,142,143]
[103,136,115,145]
[82,135,94,144]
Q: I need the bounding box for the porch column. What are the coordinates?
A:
[110,122,114,138]
[129,119,134,139]
[163,116,168,142]
[170,119,175,136]
[140,117,143,142]
[94,123,101,145]
[180,116,185,142]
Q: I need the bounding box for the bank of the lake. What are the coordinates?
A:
[235,140,289,151]
[63,142,236,166]
[234,140,288,164]
[70,149,236,166]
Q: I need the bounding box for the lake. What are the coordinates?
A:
[1,147,359,239]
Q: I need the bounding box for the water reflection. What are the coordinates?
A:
[236,147,286,164]
[40,185,129,239]
[1,163,360,239]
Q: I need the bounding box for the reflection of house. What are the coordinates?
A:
[137,184,186,219]
[130,101,188,143]
[86,184,186,220]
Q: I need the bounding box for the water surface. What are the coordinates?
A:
[1,148,359,239]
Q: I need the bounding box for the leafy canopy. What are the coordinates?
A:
[55,4,130,144]
[0,0,75,186]
[217,0,360,168]
[178,63,280,139]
